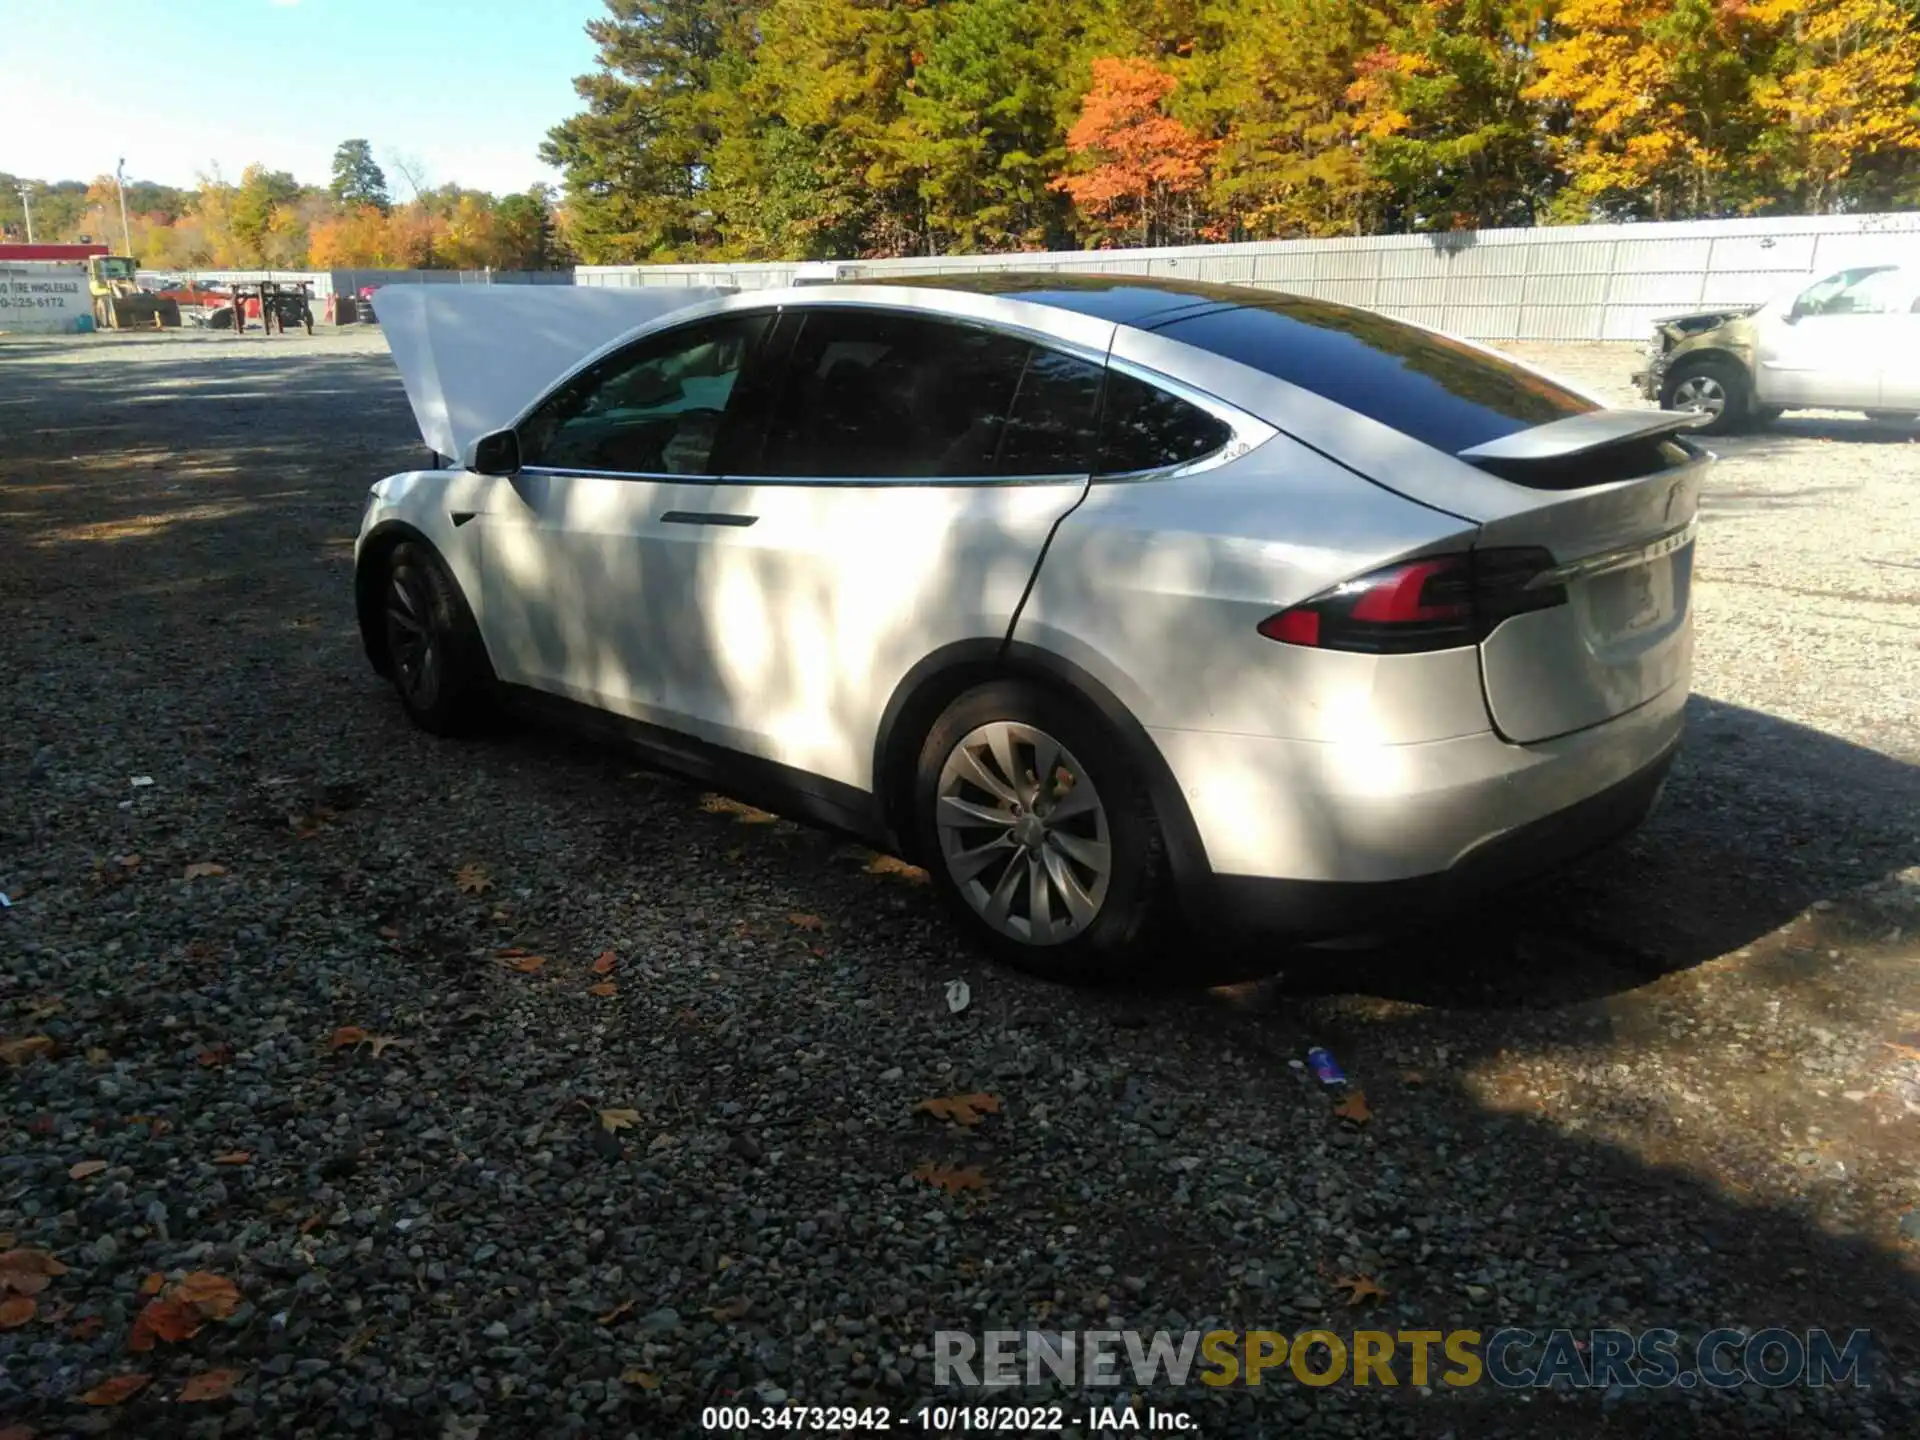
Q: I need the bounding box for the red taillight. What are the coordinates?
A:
[1259,549,1564,654]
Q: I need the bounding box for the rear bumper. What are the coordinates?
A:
[1149,684,1687,938]
[1203,739,1675,937]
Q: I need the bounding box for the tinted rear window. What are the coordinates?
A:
[1151,299,1595,454]
[1097,371,1232,475]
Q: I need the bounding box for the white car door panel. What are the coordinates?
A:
[1757,265,1916,409]
[665,479,1088,789]
[478,311,776,713]
[656,308,1114,790]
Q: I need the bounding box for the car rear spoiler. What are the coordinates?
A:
[1456,408,1711,464]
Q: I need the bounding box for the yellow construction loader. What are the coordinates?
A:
[87,256,181,330]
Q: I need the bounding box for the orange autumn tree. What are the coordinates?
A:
[1052,57,1216,247]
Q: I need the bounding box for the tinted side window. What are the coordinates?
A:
[1096,370,1232,475]
[1151,300,1594,456]
[754,311,1030,478]
[999,348,1105,475]
[519,312,771,474]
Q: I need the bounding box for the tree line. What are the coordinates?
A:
[0,141,568,273]
[542,0,1920,264]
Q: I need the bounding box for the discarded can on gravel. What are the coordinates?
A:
[1306,1047,1346,1086]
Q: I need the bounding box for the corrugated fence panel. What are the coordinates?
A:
[565,211,1919,340]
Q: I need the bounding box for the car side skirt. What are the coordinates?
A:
[498,685,893,853]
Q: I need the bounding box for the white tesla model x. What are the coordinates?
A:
[357,276,1703,981]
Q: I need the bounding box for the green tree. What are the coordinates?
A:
[1184,0,1386,238]
[231,165,304,262]
[1348,2,1558,230]
[887,0,1080,252]
[542,0,751,262]
[495,187,561,269]
[329,139,391,212]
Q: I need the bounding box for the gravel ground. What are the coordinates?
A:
[2,327,1918,1439]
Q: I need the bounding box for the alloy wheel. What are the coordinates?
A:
[384,566,440,711]
[1670,373,1727,417]
[934,721,1111,946]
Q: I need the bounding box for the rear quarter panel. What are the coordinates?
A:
[1014,438,1487,745]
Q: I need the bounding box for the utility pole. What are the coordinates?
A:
[114,158,133,257]
[15,187,32,243]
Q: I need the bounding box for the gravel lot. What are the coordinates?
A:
[2,326,1918,1439]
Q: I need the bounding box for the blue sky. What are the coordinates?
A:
[1,0,605,195]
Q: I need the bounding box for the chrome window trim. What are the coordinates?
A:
[518,464,1091,490]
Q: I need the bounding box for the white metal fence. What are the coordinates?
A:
[578,211,1920,342]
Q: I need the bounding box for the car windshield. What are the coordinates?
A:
[96,258,134,279]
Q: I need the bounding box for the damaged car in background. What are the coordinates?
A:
[1635,259,1920,433]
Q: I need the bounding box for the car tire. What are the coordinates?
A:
[912,680,1167,983]
[378,541,493,736]
[1752,406,1784,426]
[1662,357,1750,435]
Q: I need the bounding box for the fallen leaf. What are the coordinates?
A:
[85,1047,110,1064]
[377,925,401,940]
[587,982,617,998]
[495,946,530,958]
[337,1324,377,1360]
[1883,1041,1920,1063]
[913,1093,1002,1128]
[1333,1092,1372,1126]
[299,1214,324,1235]
[129,1298,204,1350]
[23,997,62,1020]
[596,1298,634,1326]
[454,862,493,895]
[945,977,971,1014]
[139,1273,165,1296]
[865,853,927,882]
[68,1161,108,1181]
[592,950,616,975]
[182,862,227,881]
[178,1368,242,1403]
[0,1296,35,1329]
[172,1272,242,1319]
[0,1423,34,1440]
[620,1368,661,1390]
[212,1152,251,1166]
[786,913,825,932]
[505,956,546,974]
[1336,1274,1389,1306]
[71,1314,105,1340]
[196,1044,232,1068]
[0,1250,69,1296]
[710,1296,751,1322]
[911,1161,989,1194]
[330,1026,369,1049]
[599,1108,641,1134]
[1399,1070,1426,1087]
[365,1035,408,1058]
[701,793,777,824]
[80,1374,151,1406]
[0,1036,54,1066]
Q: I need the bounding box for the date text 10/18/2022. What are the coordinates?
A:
[700,1404,1194,1432]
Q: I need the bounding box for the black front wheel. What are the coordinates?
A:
[379,542,493,736]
